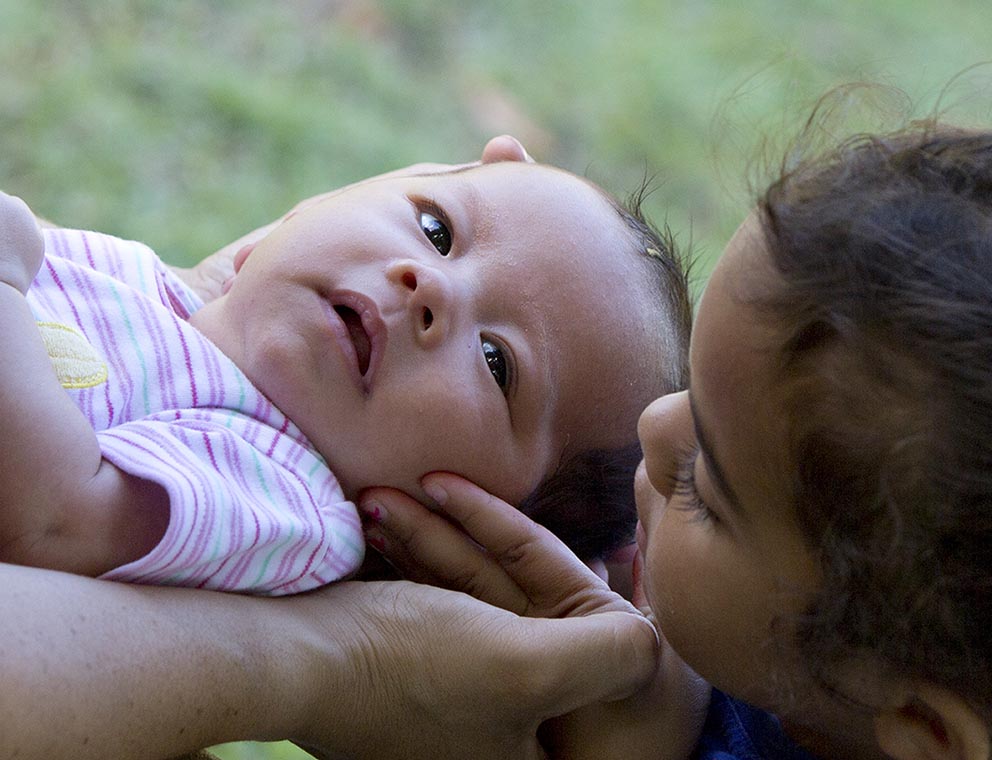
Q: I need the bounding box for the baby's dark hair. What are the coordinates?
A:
[754,107,992,714]
[520,188,692,560]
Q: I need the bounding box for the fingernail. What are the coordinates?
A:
[359,499,387,525]
[365,529,387,553]
[422,479,447,506]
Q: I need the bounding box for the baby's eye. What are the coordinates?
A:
[420,211,451,256]
[482,338,512,396]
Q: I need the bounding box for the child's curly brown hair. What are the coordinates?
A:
[755,101,992,717]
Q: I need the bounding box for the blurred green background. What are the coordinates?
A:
[1,1,989,758]
[5,1,991,285]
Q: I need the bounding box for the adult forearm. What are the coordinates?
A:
[0,563,661,760]
[0,563,313,759]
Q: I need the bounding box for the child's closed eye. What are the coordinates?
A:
[671,445,718,523]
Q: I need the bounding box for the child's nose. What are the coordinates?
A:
[386,260,454,347]
[638,391,694,499]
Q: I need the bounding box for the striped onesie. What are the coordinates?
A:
[29,228,364,595]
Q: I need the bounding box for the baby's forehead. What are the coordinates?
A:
[425,160,620,211]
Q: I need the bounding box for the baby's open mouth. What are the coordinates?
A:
[334,305,371,376]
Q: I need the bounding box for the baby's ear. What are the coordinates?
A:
[874,682,989,760]
[232,242,255,274]
[480,135,534,164]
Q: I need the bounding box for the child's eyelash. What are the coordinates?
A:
[671,444,716,523]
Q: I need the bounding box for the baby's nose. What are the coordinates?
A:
[386,260,454,346]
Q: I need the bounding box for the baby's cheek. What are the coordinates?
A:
[385,374,533,499]
[425,433,533,507]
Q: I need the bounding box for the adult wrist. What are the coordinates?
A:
[253,582,381,751]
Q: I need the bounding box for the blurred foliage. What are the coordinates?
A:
[1,1,990,757]
[3,0,990,284]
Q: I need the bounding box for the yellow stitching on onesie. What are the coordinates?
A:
[36,321,108,389]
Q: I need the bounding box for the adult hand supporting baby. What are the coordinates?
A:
[359,473,641,618]
[359,474,709,760]
[0,558,658,760]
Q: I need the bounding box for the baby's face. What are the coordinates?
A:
[194,159,666,503]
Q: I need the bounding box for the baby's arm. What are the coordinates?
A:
[0,192,168,575]
[359,475,709,760]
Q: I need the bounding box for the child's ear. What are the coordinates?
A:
[874,682,989,760]
[480,135,533,164]
[232,242,255,274]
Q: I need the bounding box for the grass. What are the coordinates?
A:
[1,1,990,757]
[4,1,990,284]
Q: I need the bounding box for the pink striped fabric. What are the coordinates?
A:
[30,229,364,595]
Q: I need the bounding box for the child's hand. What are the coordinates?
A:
[0,191,44,293]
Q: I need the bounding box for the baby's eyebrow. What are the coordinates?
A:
[407,163,481,180]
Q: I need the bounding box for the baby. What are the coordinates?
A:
[0,138,690,594]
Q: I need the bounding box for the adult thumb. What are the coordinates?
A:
[523,611,660,716]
